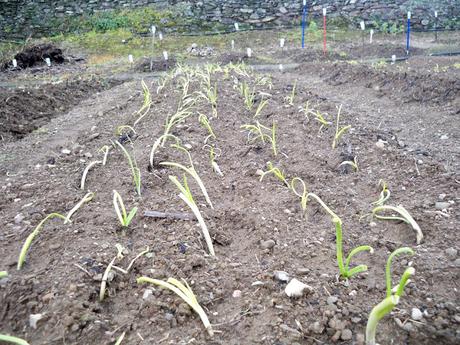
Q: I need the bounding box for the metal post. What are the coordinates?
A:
[301,0,308,49]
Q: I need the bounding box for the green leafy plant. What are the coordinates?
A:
[113,190,138,227]
[115,141,141,196]
[137,277,213,336]
[372,180,390,206]
[372,205,423,244]
[259,162,290,188]
[161,144,214,209]
[332,105,351,149]
[169,175,215,255]
[198,113,216,143]
[366,248,415,345]
[64,192,95,224]
[0,334,30,345]
[307,193,373,279]
[284,80,297,106]
[17,213,66,270]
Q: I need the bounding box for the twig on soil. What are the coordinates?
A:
[73,263,92,277]
[143,210,196,220]
[413,158,420,176]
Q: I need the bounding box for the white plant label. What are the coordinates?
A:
[128,54,134,64]
[234,23,239,31]
[407,11,411,19]
[279,64,284,72]
[45,57,51,67]
[246,48,252,58]
[370,29,374,43]
[159,32,163,40]
[323,8,327,16]
[303,0,307,6]
[12,59,17,68]
[151,25,156,35]
[163,51,168,61]
[391,55,396,64]
[231,39,235,50]
[280,38,285,48]
[434,11,438,18]
[360,21,365,30]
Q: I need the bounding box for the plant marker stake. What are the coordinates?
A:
[231,39,235,50]
[45,57,51,67]
[246,48,252,58]
[280,38,285,48]
[370,29,374,44]
[234,22,239,31]
[301,0,308,49]
[434,11,438,41]
[128,54,133,69]
[279,64,284,72]
[163,51,168,61]
[391,54,396,65]
[322,8,327,56]
[159,32,163,41]
[12,59,17,68]
[360,20,365,60]
[150,25,156,71]
[406,11,411,55]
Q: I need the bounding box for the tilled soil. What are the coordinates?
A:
[0,44,459,345]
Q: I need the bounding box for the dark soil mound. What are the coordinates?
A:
[1,43,65,71]
[135,57,177,72]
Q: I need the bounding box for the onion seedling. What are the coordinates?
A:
[198,84,218,117]
[284,80,297,106]
[312,109,332,132]
[239,81,255,111]
[161,144,213,209]
[161,108,192,147]
[307,193,374,279]
[204,145,223,177]
[332,105,351,149]
[241,121,270,144]
[116,125,137,137]
[113,190,138,227]
[64,192,94,224]
[339,156,358,171]
[149,134,181,167]
[169,174,215,255]
[0,271,7,278]
[259,162,290,188]
[291,177,308,211]
[112,247,150,274]
[366,248,415,345]
[17,213,66,270]
[100,256,116,301]
[114,332,126,345]
[372,205,423,244]
[0,334,30,345]
[80,160,102,190]
[99,145,111,166]
[372,180,390,206]
[198,113,216,143]
[137,277,213,336]
[133,80,152,126]
[254,98,268,118]
[115,141,141,196]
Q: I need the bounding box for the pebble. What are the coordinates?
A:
[327,296,338,305]
[341,328,352,340]
[84,152,93,158]
[232,290,242,298]
[440,134,448,140]
[274,271,290,282]
[435,202,450,210]
[14,213,24,224]
[296,268,310,275]
[454,258,460,267]
[285,278,312,298]
[445,248,458,260]
[411,308,423,321]
[356,333,365,345]
[143,289,153,299]
[261,239,276,249]
[311,321,324,334]
[61,148,71,155]
[29,314,43,329]
[375,140,386,149]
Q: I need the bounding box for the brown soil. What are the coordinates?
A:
[0,34,459,345]
[1,44,65,70]
[135,57,178,72]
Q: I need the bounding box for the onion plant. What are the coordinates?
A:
[241,120,277,156]
[198,84,218,117]
[284,80,297,106]
[137,277,213,336]
[113,190,138,227]
[332,105,351,149]
[372,205,423,244]
[161,108,192,147]
[204,145,223,177]
[80,160,102,190]
[372,180,390,206]
[239,81,255,111]
[339,156,358,172]
[307,193,373,279]
[99,145,111,166]
[64,192,94,224]
[198,113,216,143]
[17,213,66,270]
[133,80,152,126]
[259,162,290,188]
[149,134,181,168]
[116,125,136,137]
[0,271,7,278]
[254,98,268,118]
[0,335,30,345]
[161,144,213,209]
[291,177,308,212]
[312,110,332,132]
[115,141,141,196]
[114,332,126,345]
[366,248,415,345]
[169,174,215,255]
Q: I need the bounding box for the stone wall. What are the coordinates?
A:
[0,0,459,37]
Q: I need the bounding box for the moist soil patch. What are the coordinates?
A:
[1,43,65,71]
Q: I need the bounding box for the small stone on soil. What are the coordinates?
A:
[285,278,312,298]
[435,202,450,210]
[445,248,457,260]
[274,271,290,282]
[29,314,43,329]
[327,296,338,305]
[61,148,71,155]
[261,239,276,249]
[341,328,352,340]
[232,290,242,298]
[411,308,423,321]
[14,213,24,224]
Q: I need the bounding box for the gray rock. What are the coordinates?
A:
[411,308,423,321]
[341,328,353,340]
[435,202,450,210]
[14,213,24,224]
[445,248,458,260]
[261,239,276,249]
[274,271,289,282]
[310,321,324,334]
[327,296,338,305]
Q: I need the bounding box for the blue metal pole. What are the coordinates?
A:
[406,12,411,55]
[301,1,308,48]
